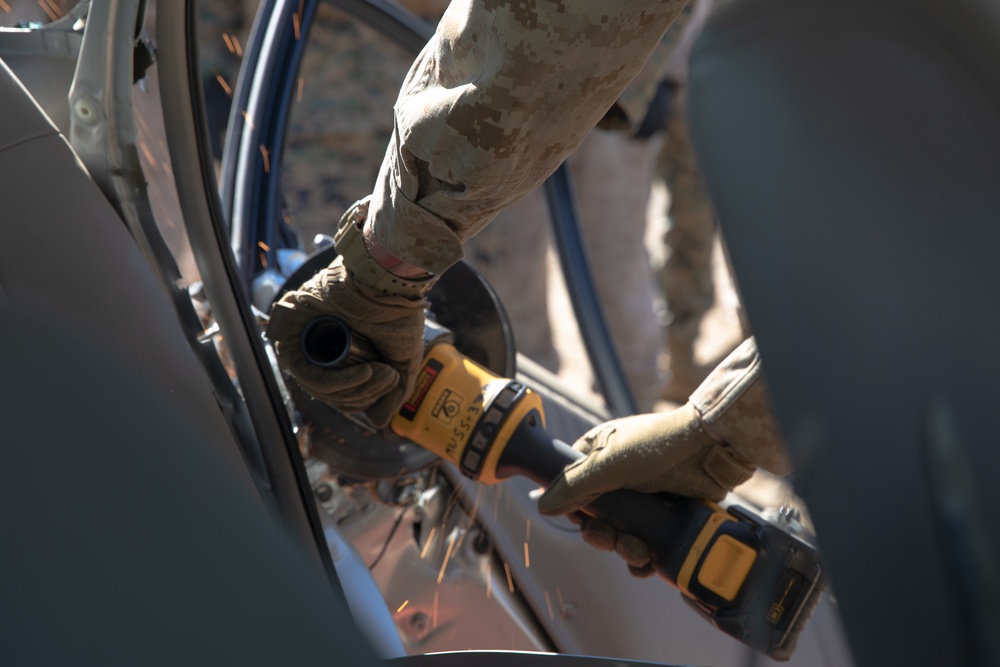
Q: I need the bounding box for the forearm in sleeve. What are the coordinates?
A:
[367,0,688,274]
[690,337,793,475]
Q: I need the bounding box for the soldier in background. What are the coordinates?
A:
[652,0,745,403]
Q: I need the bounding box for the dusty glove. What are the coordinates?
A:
[265,256,426,428]
[536,403,757,577]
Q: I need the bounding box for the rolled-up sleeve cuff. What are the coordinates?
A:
[367,165,466,276]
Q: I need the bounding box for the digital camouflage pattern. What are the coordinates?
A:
[279,5,438,243]
[366,0,690,274]
[198,1,446,244]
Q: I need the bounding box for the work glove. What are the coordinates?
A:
[266,256,426,428]
[536,403,756,577]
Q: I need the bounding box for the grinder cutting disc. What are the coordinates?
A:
[272,246,515,480]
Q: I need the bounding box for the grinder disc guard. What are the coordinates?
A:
[275,247,516,480]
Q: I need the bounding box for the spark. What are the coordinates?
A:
[259,251,268,268]
[556,586,565,609]
[503,562,514,593]
[486,561,492,600]
[456,487,484,551]
[138,141,156,167]
[232,35,243,57]
[297,77,304,102]
[492,486,501,521]
[258,241,270,251]
[215,73,232,96]
[259,145,270,173]
[432,590,439,628]
[241,110,255,130]
[292,11,300,40]
[420,526,436,559]
[396,600,409,613]
[526,519,531,541]
[37,0,57,21]
[0,1,11,13]
[437,532,457,584]
[524,542,530,569]
[469,486,483,521]
[222,32,235,54]
[544,591,554,620]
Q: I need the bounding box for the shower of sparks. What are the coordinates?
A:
[503,562,514,593]
[420,526,436,559]
[486,561,492,600]
[544,591,554,620]
[241,110,255,129]
[215,74,232,96]
[258,241,270,251]
[297,77,304,102]
[37,0,57,21]
[396,600,409,613]
[437,532,458,585]
[222,32,235,54]
[523,542,530,569]
[432,590,439,628]
[260,145,270,173]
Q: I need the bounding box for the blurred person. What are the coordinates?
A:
[198,0,448,247]
[279,4,447,246]
[651,0,745,403]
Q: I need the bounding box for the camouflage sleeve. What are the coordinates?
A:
[367,0,688,274]
[609,4,692,133]
[690,337,793,475]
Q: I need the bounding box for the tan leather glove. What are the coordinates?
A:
[536,403,758,577]
[266,198,436,427]
[266,257,426,427]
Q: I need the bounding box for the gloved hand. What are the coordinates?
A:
[536,403,757,577]
[266,256,426,428]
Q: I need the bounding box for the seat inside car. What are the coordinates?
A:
[0,57,380,664]
[687,1,1000,665]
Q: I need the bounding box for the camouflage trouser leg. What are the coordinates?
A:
[463,188,559,374]
[659,87,717,401]
[570,129,665,413]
